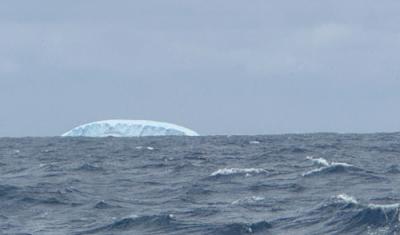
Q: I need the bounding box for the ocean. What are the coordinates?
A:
[1,133,400,235]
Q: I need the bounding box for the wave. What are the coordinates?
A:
[386,165,400,174]
[0,183,82,208]
[209,221,272,235]
[210,168,268,177]
[331,194,400,233]
[249,182,306,193]
[302,156,360,176]
[282,194,400,234]
[75,163,104,172]
[231,196,265,205]
[76,214,179,234]
[76,212,272,235]
[94,200,120,209]
[0,184,20,203]
[76,213,219,235]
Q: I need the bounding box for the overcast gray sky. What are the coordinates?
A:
[1,0,400,136]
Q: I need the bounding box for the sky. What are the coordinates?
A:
[1,0,400,136]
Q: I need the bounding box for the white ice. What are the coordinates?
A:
[62,120,199,137]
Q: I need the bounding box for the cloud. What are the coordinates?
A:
[1,0,400,135]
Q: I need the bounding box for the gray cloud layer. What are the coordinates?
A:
[1,0,400,136]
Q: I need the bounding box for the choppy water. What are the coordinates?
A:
[1,133,400,235]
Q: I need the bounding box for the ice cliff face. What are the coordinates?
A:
[62,120,199,137]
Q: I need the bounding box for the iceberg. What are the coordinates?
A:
[62,120,199,137]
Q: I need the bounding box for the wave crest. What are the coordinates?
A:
[286,194,400,234]
[303,156,357,176]
[210,168,267,177]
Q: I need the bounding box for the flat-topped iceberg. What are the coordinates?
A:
[62,120,199,137]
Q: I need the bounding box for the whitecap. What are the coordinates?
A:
[368,203,400,209]
[306,156,329,166]
[334,194,400,210]
[232,196,265,205]
[336,193,359,204]
[211,168,267,176]
[249,141,260,145]
[303,156,354,176]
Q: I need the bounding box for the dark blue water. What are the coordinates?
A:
[1,133,400,235]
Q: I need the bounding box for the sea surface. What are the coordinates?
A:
[1,134,400,235]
